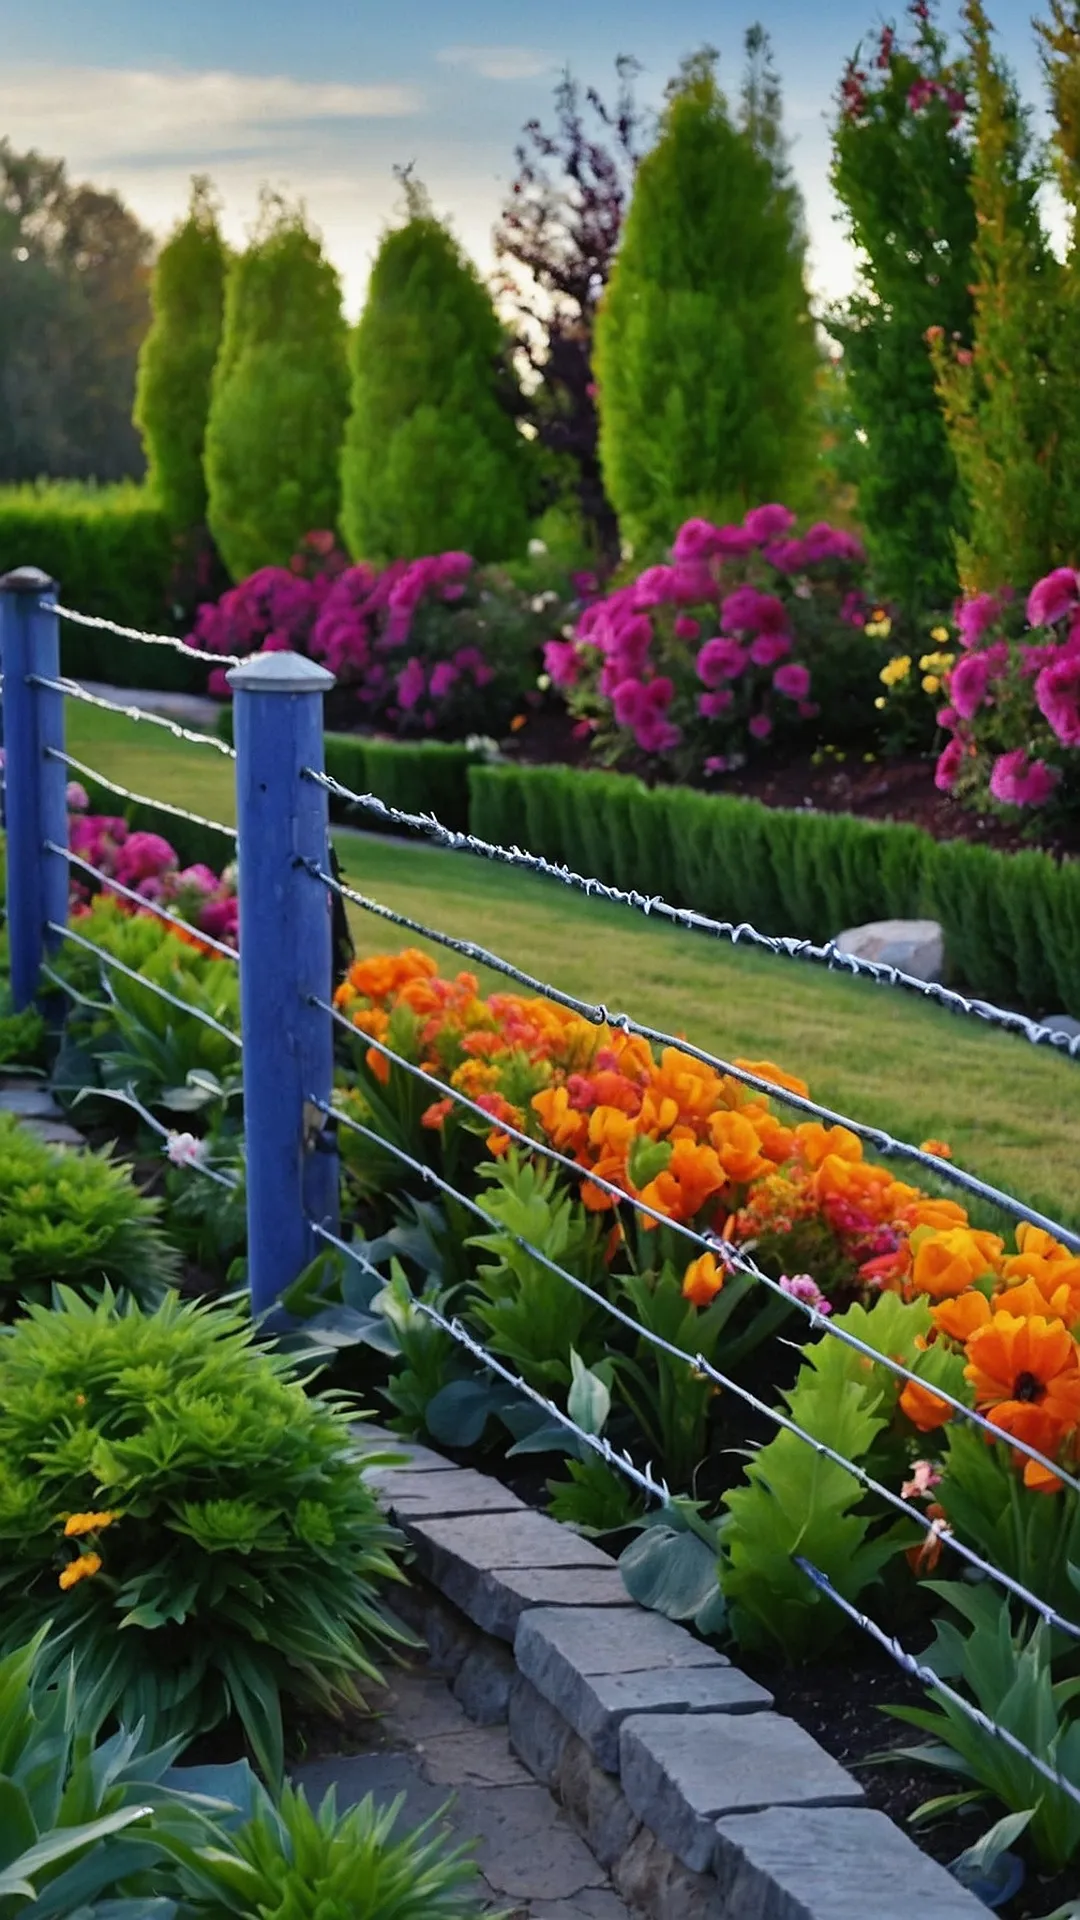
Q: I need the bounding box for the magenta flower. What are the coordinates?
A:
[543,639,580,688]
[113,832,177,886]
[696,637,747,686]
[798,700,820,719]
[672,560,716,606]
[744,503,795,543]
[988,749,1059,808]
[1027,567,1080,629]
[698,690,734,718]
[955,591,999,649]
[673,615,701,641]
[1035,650,1080,745]
[704,755,729,775]
[712,524,758,557]
[672,518,723,562]
[396,657,427,711]
[612,678,647,728]
[948,651,996,720]
[631,566,677,609]
[748,712,773,741]
[721,588,788,637]
[65,781,89,813]
[429,660,459,700]
[936,705,959,730]
[773,662,811,701]
[749,632,792,668]
[779,1273,832,1315]
[934,738,965,792]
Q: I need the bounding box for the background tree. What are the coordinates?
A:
[493,58,650,565]
[134,177,227,531]
[929,0,1062,591]
[341,175,532,565]
[204,195,349,580]
[594,43,819,555]
[0,141,153,482]
[829,3,975,614]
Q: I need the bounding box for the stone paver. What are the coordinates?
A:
[618,1711,864,1875]
[713,1806,989,1919]
[405,1512,631,1639]
[291,1663,637,1919]
[0,1079,83,1148]
[369,1465,526,1518]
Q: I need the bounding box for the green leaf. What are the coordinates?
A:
[0,1805,154,1896]
[425,1377,506,1448]
[567,1351,611,1437]
[619,1524,720,1624]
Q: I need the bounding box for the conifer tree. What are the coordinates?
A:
[593,43,819,554]
[134,177,227,531]
[341,176,531,564]
[204,195,349,580]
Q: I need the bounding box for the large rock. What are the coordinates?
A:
[833,918,944,982]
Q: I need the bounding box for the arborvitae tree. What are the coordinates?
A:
[1036,1,1080,567]
[134,177,226,530]
[929,0,1061,591]
[341,177,531,564]
[593,43,819,554]
[204,195,349,580]
[829,6,975,613]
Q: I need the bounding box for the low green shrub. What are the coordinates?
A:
[0,1111,178,1314]
[0,481,196,691]
[0,1289,409,1782]
[468,763,1080,1015]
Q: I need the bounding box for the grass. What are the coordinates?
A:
[65,698,1080,1232]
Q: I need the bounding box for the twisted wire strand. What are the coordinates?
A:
[51,601,240,669]
[319,995,1080,1493]
[320,1090,1080,1631]
[47,749,237,842]
[49,921,243,1047]
[30,675,235,757]
[302,771,1080,1059]
[795,1558,1080,1814]
[86,1085,241,1192]
[311,862,1079,1252]
[50,843,239,962]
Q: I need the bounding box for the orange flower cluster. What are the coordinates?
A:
[334,950,1080,1494]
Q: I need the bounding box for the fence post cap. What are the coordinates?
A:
[0,567,57,595]
[226,650,335,696]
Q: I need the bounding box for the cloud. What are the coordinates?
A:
[436,45,554,83]
[0,65,422,165]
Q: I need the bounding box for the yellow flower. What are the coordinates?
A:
[63,1511,116,1538]
[874,695,887,710]
[930,625,950,644]
[865,617,893,639]
[880,655,911,688]
[58,1552,102,1591]
[922,674,941,694]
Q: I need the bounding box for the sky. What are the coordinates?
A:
[0,0,1052,315]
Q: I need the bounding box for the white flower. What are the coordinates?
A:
[528,537,548,557]
[166,1131,209,1169]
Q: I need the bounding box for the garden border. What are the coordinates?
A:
[359,1421,986,1920]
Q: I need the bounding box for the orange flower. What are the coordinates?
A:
[991,1276,1076,1327]
[910,1227,1003,1300]
[906,1503,952,1575]
[637,1139,726,1227]
[708,1110,770,1185]
[733,1058,810,1100]
[899,1378,954,1432]
[931,1292,992,1343]
[58,1552,102,1591]
[920,1139,953,1160]
[532,1086,590,1155]
[965,1312,1080,1439]
[682,1252,724,1307]
[63,1511,115,1538]
[422,1098,454,1130]
[903,1196,970,1233]
[647,1049,724,1129]
[795,1122,862,1170]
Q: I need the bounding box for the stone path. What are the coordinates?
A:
[0,1076,82,1146]
[77,680,221,728]
[293,1662,636,1919]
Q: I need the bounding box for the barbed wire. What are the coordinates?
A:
[84,1084,241,1192]
[50,921,243,1047]
[321,1090,1080,1626]
[52,844,239,962]
[304,772,1080,1059]
[795,1558,1080,1814]
[30,675,235,758]
[50,601,240,670]
[47,749,237,843]
[311,863,1079,1252]
[320,998,1080,1493]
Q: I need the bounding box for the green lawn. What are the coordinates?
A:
[65,699,1080,1231]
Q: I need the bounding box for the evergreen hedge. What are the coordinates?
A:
[134,178,228,533]
[467,763,1080,1018]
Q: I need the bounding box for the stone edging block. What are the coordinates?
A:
[357,1423,987,1920]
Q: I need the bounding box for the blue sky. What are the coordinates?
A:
[0,1,1049,312]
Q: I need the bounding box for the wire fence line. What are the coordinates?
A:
[55,844,240,962]
[51,601,240,670]
[305,770,1080,1060]
[312,861,1080,1253]
[49,920,243,1047]
[47,749,238,843]
[30,674,237,759]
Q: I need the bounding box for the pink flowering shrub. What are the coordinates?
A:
[547,507,877,777]
[933,568,1080,817]
[66,788,238,946]
[188,532,572,740]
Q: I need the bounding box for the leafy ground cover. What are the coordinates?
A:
[66,697,1080,1229]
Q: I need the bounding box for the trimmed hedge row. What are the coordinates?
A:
[214,711,479,836]
[468,763,1080,1019]
[0,484,196,693]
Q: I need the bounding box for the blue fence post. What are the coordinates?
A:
[0,568,68,1011]
[227,649,339,1318]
